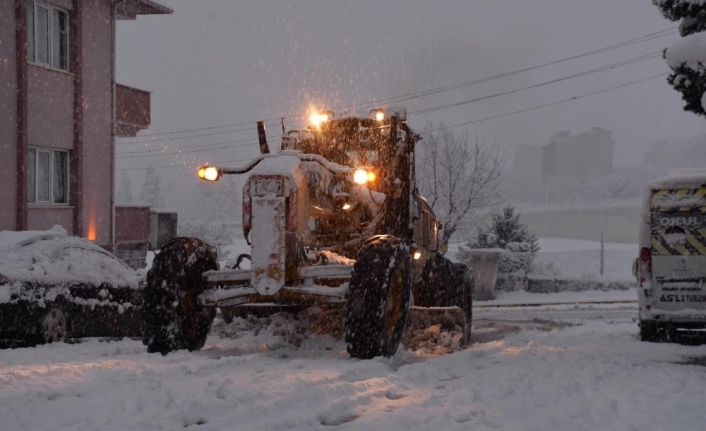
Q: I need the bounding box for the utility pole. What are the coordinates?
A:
[600,230,604,276]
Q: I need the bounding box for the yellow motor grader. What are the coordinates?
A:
[141,108,472,358]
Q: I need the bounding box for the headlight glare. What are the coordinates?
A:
[197,166,221,181]
[353,169,369,184]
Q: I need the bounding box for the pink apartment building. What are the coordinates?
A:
[0,0,171,250]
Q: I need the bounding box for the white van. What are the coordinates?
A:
[635,169,706,342]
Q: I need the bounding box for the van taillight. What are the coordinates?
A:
[638,247,651,286]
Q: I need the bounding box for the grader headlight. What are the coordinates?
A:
[310,113,323,127]
[353,169,370,185]
[197,166,222,181]
[353,169,377,185]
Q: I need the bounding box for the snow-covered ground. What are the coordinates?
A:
[534,237,636,281]
[1,301,705,431]
[448,237,636,282]
[2,232,705,430]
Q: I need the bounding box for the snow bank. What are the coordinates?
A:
[0,225,68,249]
[478,288,637,306]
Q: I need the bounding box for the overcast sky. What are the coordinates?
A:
[115,0,705,187]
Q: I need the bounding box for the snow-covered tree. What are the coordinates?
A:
[140,166,164,208]
[417,121,505,243]
[198,175,240,223]
[117,171,133,205]
[653,0,706,117]
[465,205,539,281]
[177,219,234,259]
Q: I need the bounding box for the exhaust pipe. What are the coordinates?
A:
[257,121,270,154]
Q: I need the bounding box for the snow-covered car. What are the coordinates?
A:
[0,226,143,347]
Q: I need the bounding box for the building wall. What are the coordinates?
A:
[513,144,543,184]
[27,64,75,235]
[25,0,76,236]
[1,0,114,243]
[644,135,706,169]
[115,206,151,243]
[0,0,18,231]
[27,65,74,150]
[27,206,74,232]
[46,0,72,9]
[542,128,614,178]
[81,0,114,247]
[2,1,163,245]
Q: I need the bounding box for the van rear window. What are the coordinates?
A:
[650,188,706,255]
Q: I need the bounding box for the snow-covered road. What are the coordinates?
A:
[1,302,705,431]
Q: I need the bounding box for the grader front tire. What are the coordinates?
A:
[142,237,218,355]
[345,237,412,359]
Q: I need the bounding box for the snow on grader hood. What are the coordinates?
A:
[143,112,472,359]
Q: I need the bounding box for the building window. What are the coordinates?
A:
[28,148,69,205]
[27,0,69,71]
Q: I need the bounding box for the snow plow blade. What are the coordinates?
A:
[406,306,469,343]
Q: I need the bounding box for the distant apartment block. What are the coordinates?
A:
[514,143,545,184]
[542,128,614,179]
[644,134,706,169]
[514,128,615,184]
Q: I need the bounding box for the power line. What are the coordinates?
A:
[116,73,667,171]
[116,136,260,157]
[117,50,663,159]
[116,125,260,146]
[429,73,668,132]
[116,27,677,140]
[116,156,253,172]
[329,29,676,113]
[116,139,258,159]
[408,51,661,116]
[116,117,282,140]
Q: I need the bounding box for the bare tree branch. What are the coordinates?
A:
[417,121,505,243]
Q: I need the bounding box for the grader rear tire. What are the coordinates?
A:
[453,263,473,342]
[345,236,412,359]
[142,237,218,355]
[415,254,456,307]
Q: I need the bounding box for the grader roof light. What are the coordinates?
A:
[370,108,385,122]
[197,166,222,182]
[310,110,335,128]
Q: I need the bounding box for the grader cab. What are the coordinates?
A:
[142,108,472,359]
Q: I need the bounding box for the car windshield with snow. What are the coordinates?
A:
[0,226,143,347]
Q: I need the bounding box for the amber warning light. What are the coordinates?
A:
[197,166,222,181]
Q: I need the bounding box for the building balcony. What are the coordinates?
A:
[116,83,151,138]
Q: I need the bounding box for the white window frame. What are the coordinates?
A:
[27,0,69,71]
[28,147,70,205]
